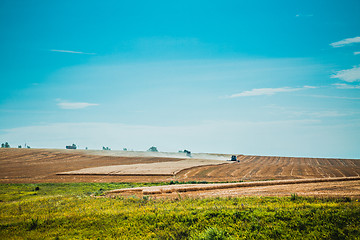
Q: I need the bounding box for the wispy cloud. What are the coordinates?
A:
[291,110,349,118]
[266,105,350,118]
[295,13,314,18]
[57,101,99,109]
[333,83,360,89]
[300,94,360,100]
[50,49,96,55]
[354,52,360,55]
[330,36,360,48]
[331,65,360,82]
[227,86,316,98]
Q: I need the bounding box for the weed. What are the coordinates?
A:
[290,193,298,201]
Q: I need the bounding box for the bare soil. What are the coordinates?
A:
[176,155,360,182]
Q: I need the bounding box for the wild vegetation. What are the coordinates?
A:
[1,183,359,239]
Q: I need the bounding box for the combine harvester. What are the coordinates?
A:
[228,155,239,162]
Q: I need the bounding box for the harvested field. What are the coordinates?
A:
[106,177,360,199]
[58,159,227,176]
[0,148,186,183]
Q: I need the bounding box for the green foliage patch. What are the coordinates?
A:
[0,183,359,239]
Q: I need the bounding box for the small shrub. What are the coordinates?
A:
[142,195,149,203]
[27,218,39,230]
[196,227,229,240]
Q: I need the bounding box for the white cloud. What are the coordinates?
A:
[50,49,96,55]
[227,86,316,98]
[330,36,360,48]
[354,52,360,55]
[331,65,360,82]
[333,83,360,89]
[57,101,99,109]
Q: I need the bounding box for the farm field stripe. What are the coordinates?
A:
[106,176,360,195]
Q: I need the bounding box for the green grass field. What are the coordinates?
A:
[1,183,359,239]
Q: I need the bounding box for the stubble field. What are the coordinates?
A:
[1,148,359,182]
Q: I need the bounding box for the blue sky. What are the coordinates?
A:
[1,0,360,158]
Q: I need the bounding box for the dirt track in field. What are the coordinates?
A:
[106,177,360,199]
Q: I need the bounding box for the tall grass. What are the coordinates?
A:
[0,183,359,239]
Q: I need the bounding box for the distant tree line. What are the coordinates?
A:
[1,142,170,153]
[1,142,30,148]
[0,142,193,155]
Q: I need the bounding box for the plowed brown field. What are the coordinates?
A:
[176,155,360,182]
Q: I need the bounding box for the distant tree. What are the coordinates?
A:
[18,145,22,148]
[147,146,158,152]
[123,148,127,151]
[1,143,4,148]
[102,146,111,150]
[4,142,10,148]
[27,146,31,149]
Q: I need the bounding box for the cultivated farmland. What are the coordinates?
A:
[1,148,359,185]
[176,155,360,182]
